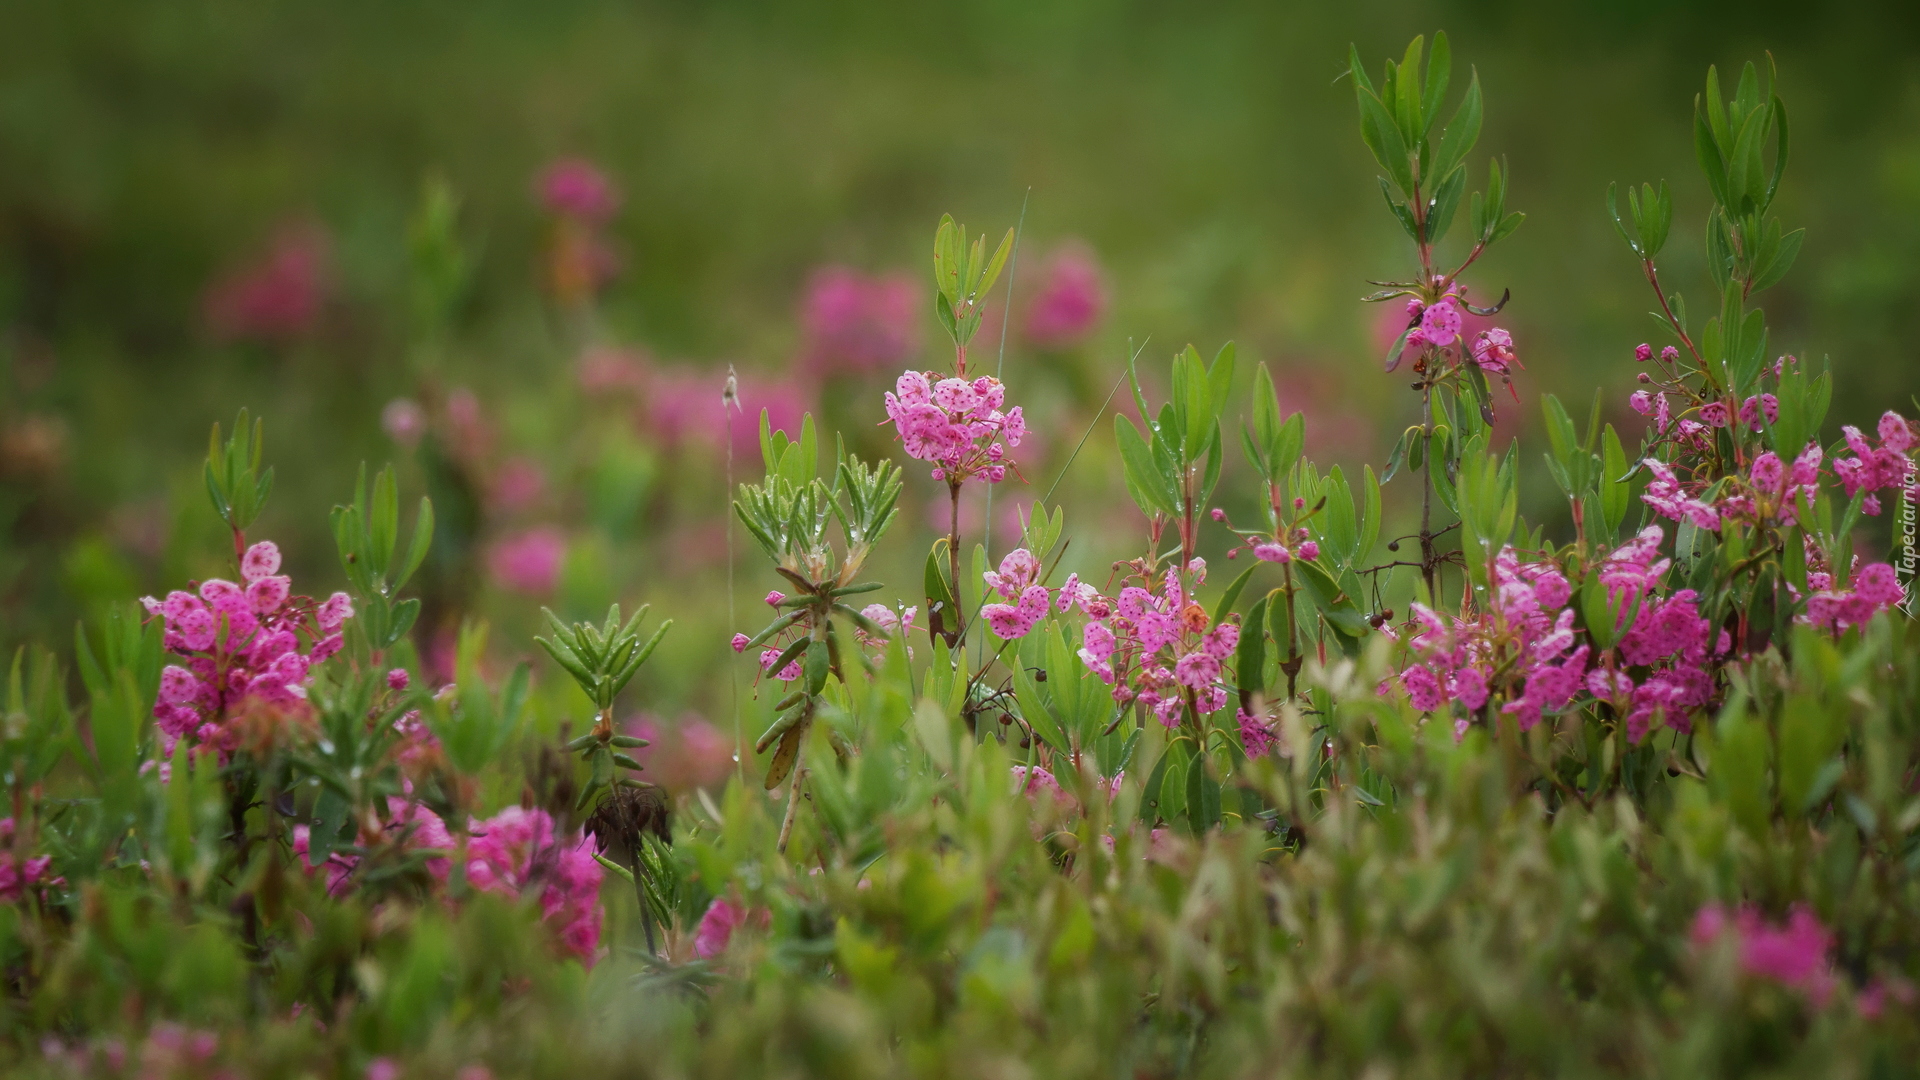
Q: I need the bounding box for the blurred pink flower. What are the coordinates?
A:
[487,528,566,594]
[466,805,604,963]
[1271,369,1375,463]
[537,158,620,222]
[0,818,58,901]
[693,894,767,958]
[490,457,547,514]
[798,267,920,376]
[577,345,651,396]
[642,366,814,459]
[623,713,734,792]
[443,387,492,462]
[382,398,425,447]
[204,222,329,343]
[1024,243,1107,348]
[1692,902,1836,1007]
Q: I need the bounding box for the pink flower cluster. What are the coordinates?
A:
[1691,902,1835,1007]
[1803,562,1906,633]
[1077,566,1237,727]
[881,370,1025,484]
[1396,547,1578,734]
[1835,411,1917,516]
[1023,244,1107,349]
[295,800,603,963]
[537,158,621,222]
[1236,709,1278,756]
[142,541,352,754]
[980,548,1053,640]
[1719,444,1823,527]
[798,267,920,376]
[203,222,329,344]
[0,818,58,901]
[1641,459,1721,531]
[973,552,1240,727]
[1393,533,1734,742]
[1010,764,1122,811]
[487,527,567,595]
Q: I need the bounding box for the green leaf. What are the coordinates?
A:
[1357,85,1414,196]
[1211,563,1259,626]
[1433,70,1481,181]
[1421,32,1451,139]
[1748,227,1804,293]
[1116,417,1177,517]
[1236,595,1269,697]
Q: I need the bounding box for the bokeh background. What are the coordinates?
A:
[3,0,1917,783]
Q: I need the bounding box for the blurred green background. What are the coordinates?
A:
[3,0,1917,740]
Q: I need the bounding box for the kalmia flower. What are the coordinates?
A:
[1833,411,1917,516]
[0,818,59,901]
[1236,708,1277,757]
[881,370,1025,484]
[1692,902,1835,1008]
[1392,547,1584,733]
[1469,327,1518,373]
[1641,459,1720,530]
[140,540,351,755]
[1803,562,1906,633]
[1023,244,1108,349]
[693,894,770,958]
[853,603,918,657]
[798,267,920,376]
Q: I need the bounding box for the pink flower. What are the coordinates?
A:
[490,457,547,513]
[1641,459,1719,531]
[882,370,1024,485]
[0,819,60,902]
[139,542,355,755]
[203,222,329,343]
[982,548,1040,600]
[1699,401,1731,428]
[1023,244,1107,348]
[1470,327,1516,372]
[1738,393,1779,432]
[1634,343,1653,362]
[537,158,620,222]
[1692,902,1835,1007]
[1237,709,1277,756]
[1803,562,1906,633]
[693,895,767,958]
[382,399,426,447]
[1418,296,1463,347]
[798,267,920,376]
[1012,764,1071,806]
[1254,542,1291,564]
[731,633,751,653]
[465,806,604,963]
[487,528,566,595]
[1173,650,1221,691]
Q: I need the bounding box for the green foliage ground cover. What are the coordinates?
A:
[0,20,1918,1080]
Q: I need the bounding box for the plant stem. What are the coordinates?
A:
[1419,386,1439,604]
[948,479,965,646]
[777,757,807,855]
